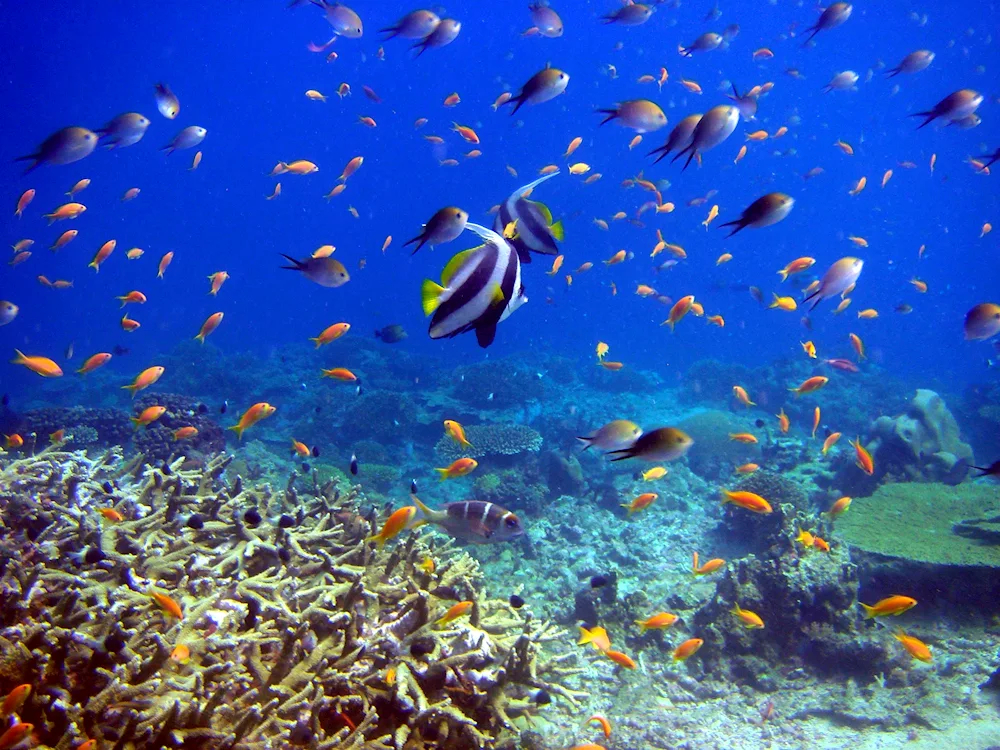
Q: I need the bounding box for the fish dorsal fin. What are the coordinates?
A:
[441,247,481,286]
[532,200,553,225]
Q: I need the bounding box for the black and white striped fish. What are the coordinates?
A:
[421,222,527,348]
[492,172,564,263]
[411,495,525,543]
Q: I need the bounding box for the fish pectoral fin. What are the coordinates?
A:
[490,282,506,307]
[421,280,446,316]
[549,219,565,242]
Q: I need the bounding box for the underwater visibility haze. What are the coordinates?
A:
[0,1,999,748]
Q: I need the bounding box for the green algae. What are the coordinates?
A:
[837,482,1000,568]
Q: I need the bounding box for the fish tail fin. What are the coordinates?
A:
[434,468,449,480]
[576,437,593,450]
[11,349,26,366]
[859,602,876,619]
[634,620,648,633]
[596,109,618,127]
[227,424,245,441]
[279,253,304,271]
[549,219,565,241]
[620,503,633,515]
[692,551,699,575]
[607,447,635,462]
[88,261,100,272]
[421,279,446,316]
[777,269,789,281]
[194,333,206,344]
[409,494,438,526]
[120,384,138,398]
[720,490,732,506]
[910,110,935,129]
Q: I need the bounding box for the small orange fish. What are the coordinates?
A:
[679,78,702,94]
[122,366,165,398]
[796,528,815,548]
[190,151,202,170]
[851,437,874,475]
[721,489,773,514]
[881,169,893,188]
[44,202,87,223]
[14,189,35,218]
[321,367,358,381]
[821,432,842,455]
[126,247,145,260]
[3,434,23,449]
[728,433,758,444]
[909,278,928,293]
[435,457,478,480]
[151,591,183,619]
[208,271,229,295]
[311,322,350,347]
[893,630,932,662]
[834,140,854,155]
[812,406,821,438]
[789,376,828,396]
[339,155,364,182]
[663,295,695,331]
[170,644,192,664]
[99,507,124,523]
[731,604,765,629]
[228,402,276,440]
[746,130,769,141]
[733,385,755,407]
[443,92,461,107]
[776,408,790,434]
[604,650,637,669]
[368,506,418,548]
[444,420,472,447]
[266,183,282,200]
[77,352,112,375]
[598,361,624,371]
[194,312,224,343]
[828,496,852,518]
[451,122,479,144]
[857,308,879,319]
[437,600,473,625]
[132,405,166,428]
[173,426,199,441]
[706,314,725,327]
[158,251,174,279]
[122,187,141,202]
[564,136,583,158]
[1,684,31,717]
[51,229,78,251]
[116,290,147,307]
[49,429,65,444]
[11,350,63,378]
[604,249,626,266]
[693,552,725,576]
[672,638,704,661]
[702,204,719,229]
[635,612,677,632]
[770,293,798,311]
[812,536,830,552]
[0,723,34,750]
[324,184,347,200]
[621,493,657,515]
[734,145,747,165]
[849,332,865,360]
[357,116,377,128]
[860,595,916,619]
[546,255,565,276]
[801,340,817,358]
[736,463,759,474]
[89,240,117,272]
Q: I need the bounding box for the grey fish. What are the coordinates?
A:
[405,206,468,254]
[0,301,19,326]
[97,112,151,149]
[280,254,350,287]
[154,83,180,119]
[375,325,407,343]
[381,9,439,39]
[161,126,206,154]
[315,0,363,37]
[412,18,461,55]
[16,127,98,174]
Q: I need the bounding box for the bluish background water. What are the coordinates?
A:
[0,1,997,401]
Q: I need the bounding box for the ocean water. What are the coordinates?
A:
[1,2,999,748]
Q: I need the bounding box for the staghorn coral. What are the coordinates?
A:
[434,425,543,461]
[0,446,584,749]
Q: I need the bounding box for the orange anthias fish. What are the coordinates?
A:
[828,496,852,518]
[311,321,350,346]
[728,433,758,444]
[173,426,199,441]
[860,595,916,619]
[443,420,472,447]
[822,432,842,455]
[851,437,874,475]
[228,402,276,440]
[588,715,613,739]
[435,457,478,480]
[437,600,473,625]
[672,638,704,661]
[604,650,637,669]
[12,350,63,378]
[776,408,790,434]
[894,630,932,662]
[121,366,165,398]
[208,271,230,295]
[0,723,33,750]
[151,591,183,619]
[321,367,358,381]
[692,551,725,576]
[721,489,773,514]
[132,405,166,428]
[733,385,755,407]
[812,407,821,438]
[99,507,125,522]
[635,612,678,632]
[1,684,31,717]
[663,295,695,331]
[789,376,829,396]
[578,625,611,652]
[194,312,224,343]
[621,492,657,515]
[368,505,418,548]
[731,604,765,629]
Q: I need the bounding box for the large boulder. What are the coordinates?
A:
[868,389,974,486]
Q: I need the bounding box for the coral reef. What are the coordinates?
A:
[435,425,543,461]
[453,362,544,409]
[339,391,421,445]
[133,392,226,462]
[867,389,974,487]
[678,409,760,480]
[19,406,132,451]
[0,447,586,749]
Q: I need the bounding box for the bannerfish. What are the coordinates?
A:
[421,222,527,348]
[493,172,564,263]
[410,495,524,543]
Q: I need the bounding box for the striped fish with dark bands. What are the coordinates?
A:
[493,172,564,263]
[411,495,525,543]
[421,223,527,348]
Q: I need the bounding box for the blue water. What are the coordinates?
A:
[0,1,997,399]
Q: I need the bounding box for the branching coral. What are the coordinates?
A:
[0,447,583,749]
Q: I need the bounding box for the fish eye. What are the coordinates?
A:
[505,516,519,528]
